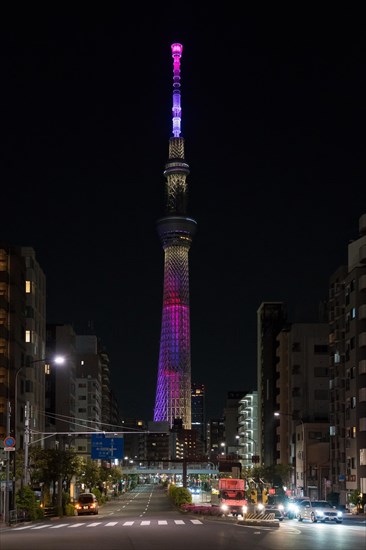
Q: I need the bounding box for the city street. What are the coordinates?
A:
[1,485,364,550]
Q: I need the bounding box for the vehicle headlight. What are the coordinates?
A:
[288,504,294,511]
[278,504,284,511]
[293,506,299,513]
[257,503,264,511]
[318,511,324,516]
[221,504,228,511]
[242,505,248,514]
[337,511,343,518]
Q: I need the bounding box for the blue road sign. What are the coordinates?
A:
[91,434,123,460]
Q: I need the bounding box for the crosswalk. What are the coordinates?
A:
[13,519,204,531]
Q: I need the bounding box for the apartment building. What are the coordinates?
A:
[329,213,366,505]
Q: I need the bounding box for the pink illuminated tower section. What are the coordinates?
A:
[153,43,197,429]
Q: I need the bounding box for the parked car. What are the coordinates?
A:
[296,499,343,523]
[74,493,99,516]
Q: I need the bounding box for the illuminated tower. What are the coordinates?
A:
[153,43,197,429]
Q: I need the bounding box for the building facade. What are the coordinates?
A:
[329,213,366,505]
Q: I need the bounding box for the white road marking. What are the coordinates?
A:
[158,520,168,525]
[105,522,118,526]
[174,520,185,524]
[50,524,69,529]
[123,521,134,526]
[68,523,85,528]
[190,519,203,524]
[141,520,150,525]
[87,522,102,527]
[31,525,49,529]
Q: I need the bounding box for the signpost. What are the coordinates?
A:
[91,434,123,460]
[3,436,16,452]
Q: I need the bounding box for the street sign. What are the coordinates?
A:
[91,434,123,460]
[4,436,15,448]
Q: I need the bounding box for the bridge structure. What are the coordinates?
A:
[120,461,219,479]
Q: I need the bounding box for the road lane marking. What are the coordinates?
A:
[158,520,168,525]
[174,520,185,524]
[87,522,102,527]
[141,521,150,525]
[50,524,69,529]
[105,522,118,526]
[31,525,50,529]
[68,523,85,528]
[190,519,203,524]
[123,521,134,526]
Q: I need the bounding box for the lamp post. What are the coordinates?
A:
[274,411,306,496]
[6,354,66,521]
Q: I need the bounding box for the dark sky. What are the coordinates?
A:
[2,9,365,421]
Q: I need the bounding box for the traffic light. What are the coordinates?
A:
[262,488,268,504]
[250,489,257,504]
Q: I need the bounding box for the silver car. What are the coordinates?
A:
[297,499,343,524]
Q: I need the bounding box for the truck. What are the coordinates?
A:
[218,478,247,517]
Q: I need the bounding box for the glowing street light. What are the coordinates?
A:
[274,411,306,494]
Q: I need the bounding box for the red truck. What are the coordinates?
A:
[218,478,247,517]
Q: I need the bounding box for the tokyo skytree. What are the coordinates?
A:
[153,43,197,429]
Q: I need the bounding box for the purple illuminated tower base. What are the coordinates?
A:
[153,44,197,429]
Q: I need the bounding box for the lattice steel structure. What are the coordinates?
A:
[153,43,197,429]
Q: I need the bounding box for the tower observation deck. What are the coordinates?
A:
[153,43,197,429]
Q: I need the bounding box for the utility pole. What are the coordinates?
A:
[23,401,30,486]
[5,401,11,525]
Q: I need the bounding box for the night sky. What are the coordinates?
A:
[2,9,365,421]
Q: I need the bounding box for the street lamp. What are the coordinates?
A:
[17,355,66,486]
[274,411,306,496]
[5,355,66,523]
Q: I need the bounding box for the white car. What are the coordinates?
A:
[297,500,343,523]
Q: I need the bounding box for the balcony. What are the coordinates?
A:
[360,244,366,264]
[359,274,366,292]
[359,359,366,374]
[359,332,366,348]
[359,304,366,320]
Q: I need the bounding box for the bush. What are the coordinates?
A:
[180,504,222,516]
[65,503,76,516]
[16,486,44,521]
[170,486,192,508]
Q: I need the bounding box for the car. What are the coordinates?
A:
[286,497,307,519]
[296,499,343,523]
[74,493,99,516]
[188,485,201,495]
[256,501,285,521]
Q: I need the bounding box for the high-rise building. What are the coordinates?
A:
[274,322,330,498]
[153,43,197,429]
[191,383,206,449]
[257,302,287,466]
[329,213,366,506]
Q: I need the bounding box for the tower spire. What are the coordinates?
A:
[153,43,197,429]
[171,43,183,138]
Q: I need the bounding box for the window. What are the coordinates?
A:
[314,345,328,354]
[314,389,328,399]
[25,280,31,293]
[314,367,328,377]
[25,330,31,343]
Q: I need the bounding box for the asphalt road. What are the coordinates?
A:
[0,485,365,550]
